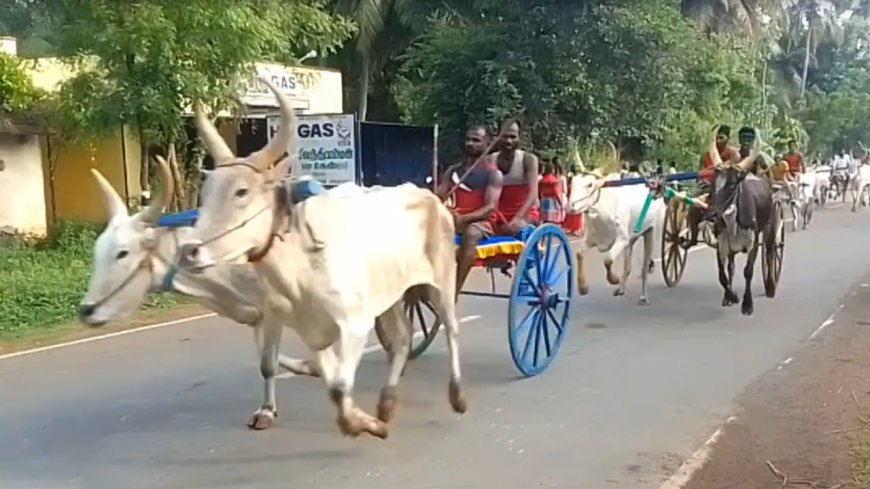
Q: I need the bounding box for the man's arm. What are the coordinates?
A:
[456,170,503,226]
[514,152,540,222]
[799,154,805,173]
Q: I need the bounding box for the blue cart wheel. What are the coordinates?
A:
[508,224,574,377]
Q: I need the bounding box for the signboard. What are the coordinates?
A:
[267,113,357,186]
[242,63,311,107]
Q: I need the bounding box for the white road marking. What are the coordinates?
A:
[808,316,835,340]
[0,313,218,361]
[658,416,738,489]
[776,356,794,370]
[275,315,481,380]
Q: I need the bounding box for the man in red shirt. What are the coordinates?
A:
[687,125,739,247]
[436,125,503,292]
[488,119,540,236]
[782,139,804,177]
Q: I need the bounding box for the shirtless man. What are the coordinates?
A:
[488,119,540,235]
[436,125,503,292]
[782,139,804,178]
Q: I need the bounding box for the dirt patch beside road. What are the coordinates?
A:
[682,278,870,489]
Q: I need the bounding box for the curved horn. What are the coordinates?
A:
[251,76,297,172]
[708,125,725,168]
[607,140,619,164]
[90,168,128,221]
[194,102,235,164]
[733,150,758,172]
[138,156,174,224]
[571,139,587,173]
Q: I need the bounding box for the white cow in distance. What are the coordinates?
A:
[177,77,465,440]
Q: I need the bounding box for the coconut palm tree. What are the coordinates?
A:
[680,0,792,35]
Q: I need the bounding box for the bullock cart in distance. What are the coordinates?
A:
[407,224,575,377]
[597,171,785,294]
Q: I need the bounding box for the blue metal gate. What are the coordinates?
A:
[358,122,437,188]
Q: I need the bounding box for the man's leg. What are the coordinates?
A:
[455,222,491,298]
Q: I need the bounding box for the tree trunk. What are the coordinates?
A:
[358,53,371,121]
[800,29,811,101]
[167,144,186,212]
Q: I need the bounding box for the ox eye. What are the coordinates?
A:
[116,250,129,260]
[235,188,248,198]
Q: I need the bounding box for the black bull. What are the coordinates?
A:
[707,167,775,316]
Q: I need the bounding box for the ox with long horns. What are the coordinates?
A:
[567,143,664,305]
[704,125,775,315]
[78,159,362,430]
[176,77,465,439]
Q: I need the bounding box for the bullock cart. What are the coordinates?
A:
[406,223,575,377]
[596,171,785,293]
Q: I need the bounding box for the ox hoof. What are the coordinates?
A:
[741,300,754,316]
[606,273,620,286]
[638,296,649,306]
[449,378,467,414]
[338,409,388,439]
[578,284,590,296]
[612,287,625,297]
[248,407,277,430]
[377,386,398,423]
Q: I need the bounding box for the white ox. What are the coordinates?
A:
[795,170,816,229]
[78,159,325,430]
[567,161,665,305]
[849,162,870,212]
[176,77,464,439]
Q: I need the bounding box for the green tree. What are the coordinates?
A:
[47,0,353,207]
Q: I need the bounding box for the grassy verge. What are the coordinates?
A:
[854,422,870,488]
[0,221,196,350]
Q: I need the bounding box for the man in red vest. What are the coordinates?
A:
[687,125,738,247]
[782,139,804,177]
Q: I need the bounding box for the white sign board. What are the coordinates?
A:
[268,113,357,186]
[242,63,309,107]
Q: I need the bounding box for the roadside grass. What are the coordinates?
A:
[0,221,194,349]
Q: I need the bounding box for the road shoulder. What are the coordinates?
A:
[682,275,870,489]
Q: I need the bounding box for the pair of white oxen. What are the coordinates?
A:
[78,81,669,440]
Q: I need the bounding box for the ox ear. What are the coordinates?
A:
[91,168,128,222]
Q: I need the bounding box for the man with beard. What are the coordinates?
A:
[437,125,503,291]
[488,118,540,236]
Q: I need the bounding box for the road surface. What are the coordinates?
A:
[2,203,869,489]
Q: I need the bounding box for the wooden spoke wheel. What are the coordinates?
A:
[762,201,786,298]
[661,198,689,287]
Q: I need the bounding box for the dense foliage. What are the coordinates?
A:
[0,222,181,336]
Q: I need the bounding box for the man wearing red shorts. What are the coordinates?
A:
[437,125,503,292]
[488,119,540,235]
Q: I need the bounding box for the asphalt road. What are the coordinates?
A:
[2,202,869,489]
